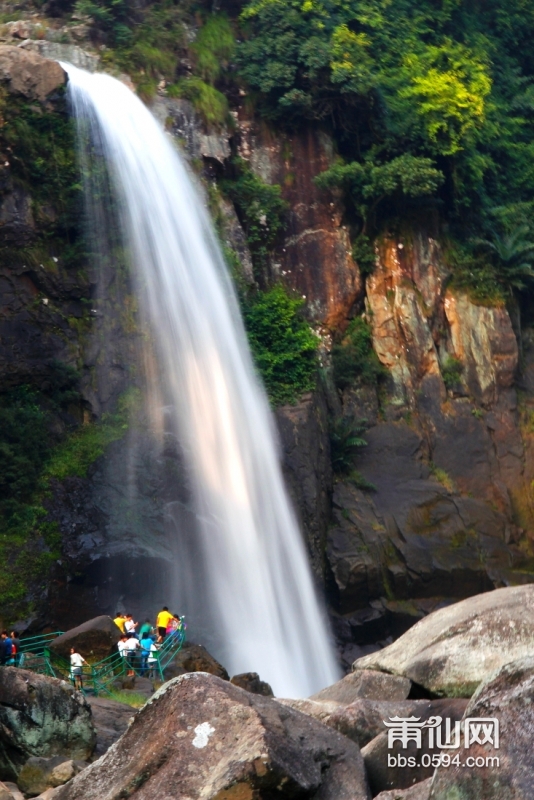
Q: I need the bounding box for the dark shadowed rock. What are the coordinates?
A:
[164,642,229,680]
[311,669,411,704]
[362,699,468,795]
[375,778,432,800]
[0,668,94,781]
[230,672,274,696]
[86,697,136,758]
[430,656,534,799]
[49,616,122,661]
[0,46,65,103]
[353,585,534,696]
[53,672,371,800]
[275,389,332,579]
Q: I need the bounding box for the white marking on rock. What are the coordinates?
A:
[192,722,215,748]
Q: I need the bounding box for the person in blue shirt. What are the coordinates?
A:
[0,632,12,666]
[140,631,154,676]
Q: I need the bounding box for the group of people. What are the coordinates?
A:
[113,606,185,678]
[0,631,20,666]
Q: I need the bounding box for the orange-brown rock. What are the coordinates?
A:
[366,234,447,403]
[443,291,518,404]
[239,121,362,327]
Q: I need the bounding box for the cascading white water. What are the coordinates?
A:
[63,63,340,697]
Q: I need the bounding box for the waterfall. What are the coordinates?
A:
[63,63,340,697]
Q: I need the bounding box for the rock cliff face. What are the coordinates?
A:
[1,41,534,669]
[325,233,534,654]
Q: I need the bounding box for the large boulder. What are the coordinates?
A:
[53,672,371,800]
[0,668,95,780]
[230,672,274,696]
[164,642,229,680]
[353,585,534,696]
[0,46,65,103]
[48,616,122,662]
[279,696,467,751]
[430,656,534,799]
[311,669,411,704]
[361,699,467,795]
[375,779,432,800]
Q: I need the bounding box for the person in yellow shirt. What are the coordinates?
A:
[114,613,126,634]
[156,606,173,638]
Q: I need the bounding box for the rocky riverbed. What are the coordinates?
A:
[0,584,532,799]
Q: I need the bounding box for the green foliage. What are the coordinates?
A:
[236,0,534,256]
[168,78,230,128]
[398,42,491,156]
[0,383,135,617]
[351,234,376,276]
[0,388,51,509]
[0,91,81,236]
[107,690,148,707]
[75,0,135,46]
[430,462,456,493]
[471,224,534,292]
[332,317,385,390]
[441,356,463,388]
[191,13,235,84]
[222,161,288,278]
[316,154,444,232]
[43,411,128,482]
[445,240,505,306]
[329,416,368,475]
[242,285,318,405]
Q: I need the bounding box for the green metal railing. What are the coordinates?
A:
[17,623,187,695]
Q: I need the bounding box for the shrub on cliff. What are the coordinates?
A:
[242,284,318,406]
[332,317,385,390]
[222,161,288,281]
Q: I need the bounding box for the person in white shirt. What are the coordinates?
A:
[125,634,140,676]
[124,614,138,638]
[147,639,161,679]
[70,648,87,690]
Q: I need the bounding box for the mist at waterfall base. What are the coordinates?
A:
[63,63,340,697]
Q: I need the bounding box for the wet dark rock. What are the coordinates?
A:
[275,388,332,579]
[0,668,95,781]
[230,672,274,696]
[48,615,121,661]
[164,642,229,680]
[53,672,371,800]
[86,697,136,759]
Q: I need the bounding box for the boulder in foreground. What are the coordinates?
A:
[53,672,371,800]
[0,669,94,781]
[430,656,534,799]
[353,585,534,696]
[49,616,122,661]
[375,778,432,800]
